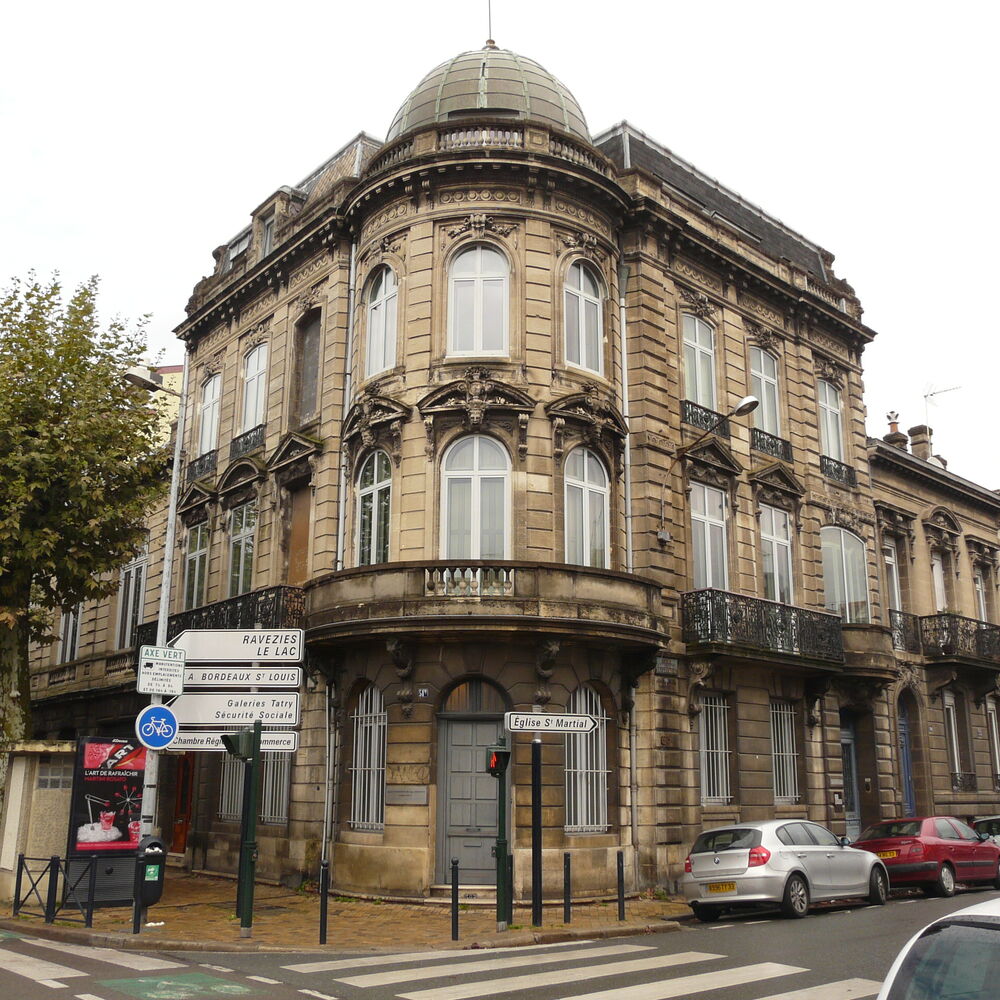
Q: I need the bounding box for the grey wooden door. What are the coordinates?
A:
[440,718,500,883]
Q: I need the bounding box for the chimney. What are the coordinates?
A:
[883,411,908,450]
[908,424,933,461]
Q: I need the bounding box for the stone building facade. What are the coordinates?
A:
[28,44,999,896]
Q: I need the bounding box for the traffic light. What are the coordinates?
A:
[486,745,511,777]
[221,728,254,759]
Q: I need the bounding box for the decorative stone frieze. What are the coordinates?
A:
[677,285,718,321]
[545,384,627,473]
[343,389,411,468]
[445,214,516,240]
[745,318,781,353]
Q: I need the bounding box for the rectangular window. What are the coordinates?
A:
[682,314,717,410]
[974,569,989,621]
[942,690,962,775]
[817,379,843,463]
[883,538,903,613]
[759,504,793,604]
[184,523,210,610]
[36,756,74,790]
[564,686,609,833]
[228,501,258,597]
[198,374,221,456]
[116,540,148,649]
[931,551,949,612]
[690,482,728,590]
[350,686,387,831]
[770,700,799,803]
[260,215,274,258]
[241,344,268,432]
[59,605,81,663]
[987,701,1000,786]
[700,694,732,804]
[750,348,780,437]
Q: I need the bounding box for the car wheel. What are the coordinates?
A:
[691,902,722,923]
[781,873,809,918]
[933,862,956,897]
[867,866,888,906]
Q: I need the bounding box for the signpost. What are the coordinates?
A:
[170,629,304,662]
[220,721,261,939]
[182,665,302,688]
[486,739,512,932]
[505,712,597,733]
[171,693,299,728]
[169,730,298,753]
[137,645,186,696]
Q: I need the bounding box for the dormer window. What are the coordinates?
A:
[260,215,275,259]
[224,232,251,272]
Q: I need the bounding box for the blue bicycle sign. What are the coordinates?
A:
[135,704,179,750]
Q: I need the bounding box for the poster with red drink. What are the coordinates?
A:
[67,737,147,856]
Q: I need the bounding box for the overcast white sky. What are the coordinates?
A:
[3,1,997,487]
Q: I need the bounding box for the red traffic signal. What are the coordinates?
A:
[486,746,511,777]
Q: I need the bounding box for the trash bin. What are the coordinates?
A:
[134,835,166,908]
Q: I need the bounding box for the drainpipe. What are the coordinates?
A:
[335,241,358,570]
[629,682,640,891]
[617,259,634,574]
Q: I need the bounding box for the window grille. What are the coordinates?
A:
[37,757,74,790]
[564,685,609,833]
[350,685,387,831]
[217,752,290,825]
[699,694,731,803]
[218,753,242,821]
[770,700,799,802]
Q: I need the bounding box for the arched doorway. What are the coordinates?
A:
[898,692,918,816]
[436,677,509,884]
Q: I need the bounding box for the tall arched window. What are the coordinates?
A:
[241,343,268,432]
[198,374,221,456]
[357,452,391,566]
[448,245,508,356]
[564,448,610,568]
[821,525,869,623]
[750,348,780,437]
[817,379,843,462]
[564,261,603,373]
[350,684,387,831]
[442,436,510,559]
[682,314,716,410]
[365,267,398,377]
[565,684,609,833]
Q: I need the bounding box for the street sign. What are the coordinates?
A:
[137,645,186,696]
[170,629,304,663]
[171,692,300,727]
[504,712,598,733]
[135,704,179,750]
[169,730,298,753]
[182,665,302,689]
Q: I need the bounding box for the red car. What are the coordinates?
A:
[853,816,1000,896]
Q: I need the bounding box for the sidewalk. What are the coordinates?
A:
[0,868,691,953]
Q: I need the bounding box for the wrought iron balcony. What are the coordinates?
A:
[682,589,844,663]
[230,423,266,461]
[186,449,217,483]
[681,400,730,437]
[751,428,793,463]
[819,455,857,487]
[920,613,1000,665]
[951,771,977,792]
[890,610,922,654]
[135,585,305,650]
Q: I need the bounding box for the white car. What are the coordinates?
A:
[972,815,1000,846]
[877,897,1000,999]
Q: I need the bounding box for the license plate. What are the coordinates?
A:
[707,881,737,894]
[876,850,898,859]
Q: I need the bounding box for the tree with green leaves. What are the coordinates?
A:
[0,274,167,772]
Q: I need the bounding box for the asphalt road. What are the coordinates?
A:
[2,888,997,1000]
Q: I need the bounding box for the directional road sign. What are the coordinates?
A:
[171,692,300,727]
[169,730,298,753]
[135,704,179,749]
[504,711,598,733]
[170,629,303,663]
[138,645,186,696]
[182,665,302,689]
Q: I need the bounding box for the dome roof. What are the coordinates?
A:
[386,45,590,143]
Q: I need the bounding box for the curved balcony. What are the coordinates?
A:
[306,561,664,648]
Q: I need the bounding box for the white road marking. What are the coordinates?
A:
[395,952,728,1000]
[24,938,185,970]
[708,923,735,929]
[247,976,283,984]
[200,963,234,972]
[0,948,88,983]
[338,944,655,988]
[755,978,882,1000]
[744,920,770,925]
[75,994,108,1000]
[38,981,68,990]
[299,991,339,1000]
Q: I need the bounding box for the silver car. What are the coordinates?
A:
[681,819,889,921]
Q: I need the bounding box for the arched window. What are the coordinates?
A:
[682,314,716,410]
[357,452,391,566]
[565,684,609,833]
[442,436,510,559]
[565,260,603,373]
[750,348,780,437]
[365,267,398,378]
[241,343,268,432]
[821,526,869,623]
[294,311,321,426]
[564,448,610,568]
[350,684,387,831]
[817,379,843,462]
[448,245,509,356]
[198,374,221,456]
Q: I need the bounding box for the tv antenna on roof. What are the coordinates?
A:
[923,385,961,427]
[486,0,495,47]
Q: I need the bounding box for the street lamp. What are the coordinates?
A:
[127,363,188,836]
[657,395,759,542]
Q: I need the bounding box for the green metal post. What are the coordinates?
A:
[495,735,508,932]
[239,720,262,939]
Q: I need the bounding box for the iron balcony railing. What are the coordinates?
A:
[682,589,845,663]
[135,585,305,650]
[681,400,730,437]
[951,771,977,792]
[186,449,217,483]
[751,427,793,463]
[819,454,857,487]
[890,610,923,654]
[230,424,265,462]
[920,613,1000,665]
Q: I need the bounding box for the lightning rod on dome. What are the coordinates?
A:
[486,0,496,48]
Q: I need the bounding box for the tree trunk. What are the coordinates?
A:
[0,615,31,815]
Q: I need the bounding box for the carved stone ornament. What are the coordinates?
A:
[243,318,271,351]
[216,458,265,511]
[686,660,714,717]
[295,285,323,316]
[387,638,415,717]
[557,229,604,260]
[805,677,832,727]
[201,348,226,378]
[343,390,411,468]
[749,462,804,516]
[535,638,560,706]
[967,538,1000,571]
[678,285,718,321]
[178,483,215,528]
[923,509,960,556]
[362,233,404,266]
[545,384,628,474]
[683,439,743,504]
[446,214,516,239]
[896,661,920,693]
[266,432,323,489]
[745,319,781,354]
[973,673,1000,707]
[825,504,869,535]
[814,356,845,389]
[876,503,917,549]
[837,677,888,713]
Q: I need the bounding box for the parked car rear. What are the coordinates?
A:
[853,816,1000,896]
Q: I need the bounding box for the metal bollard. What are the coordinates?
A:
[451,858,460,941]
[44,856,60,924]
[506,854,514,925]
[85,856,98,929]
[318,859,329,945]
[13,854,24,917]
[616,850,625,921]
[563,852,571,924]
